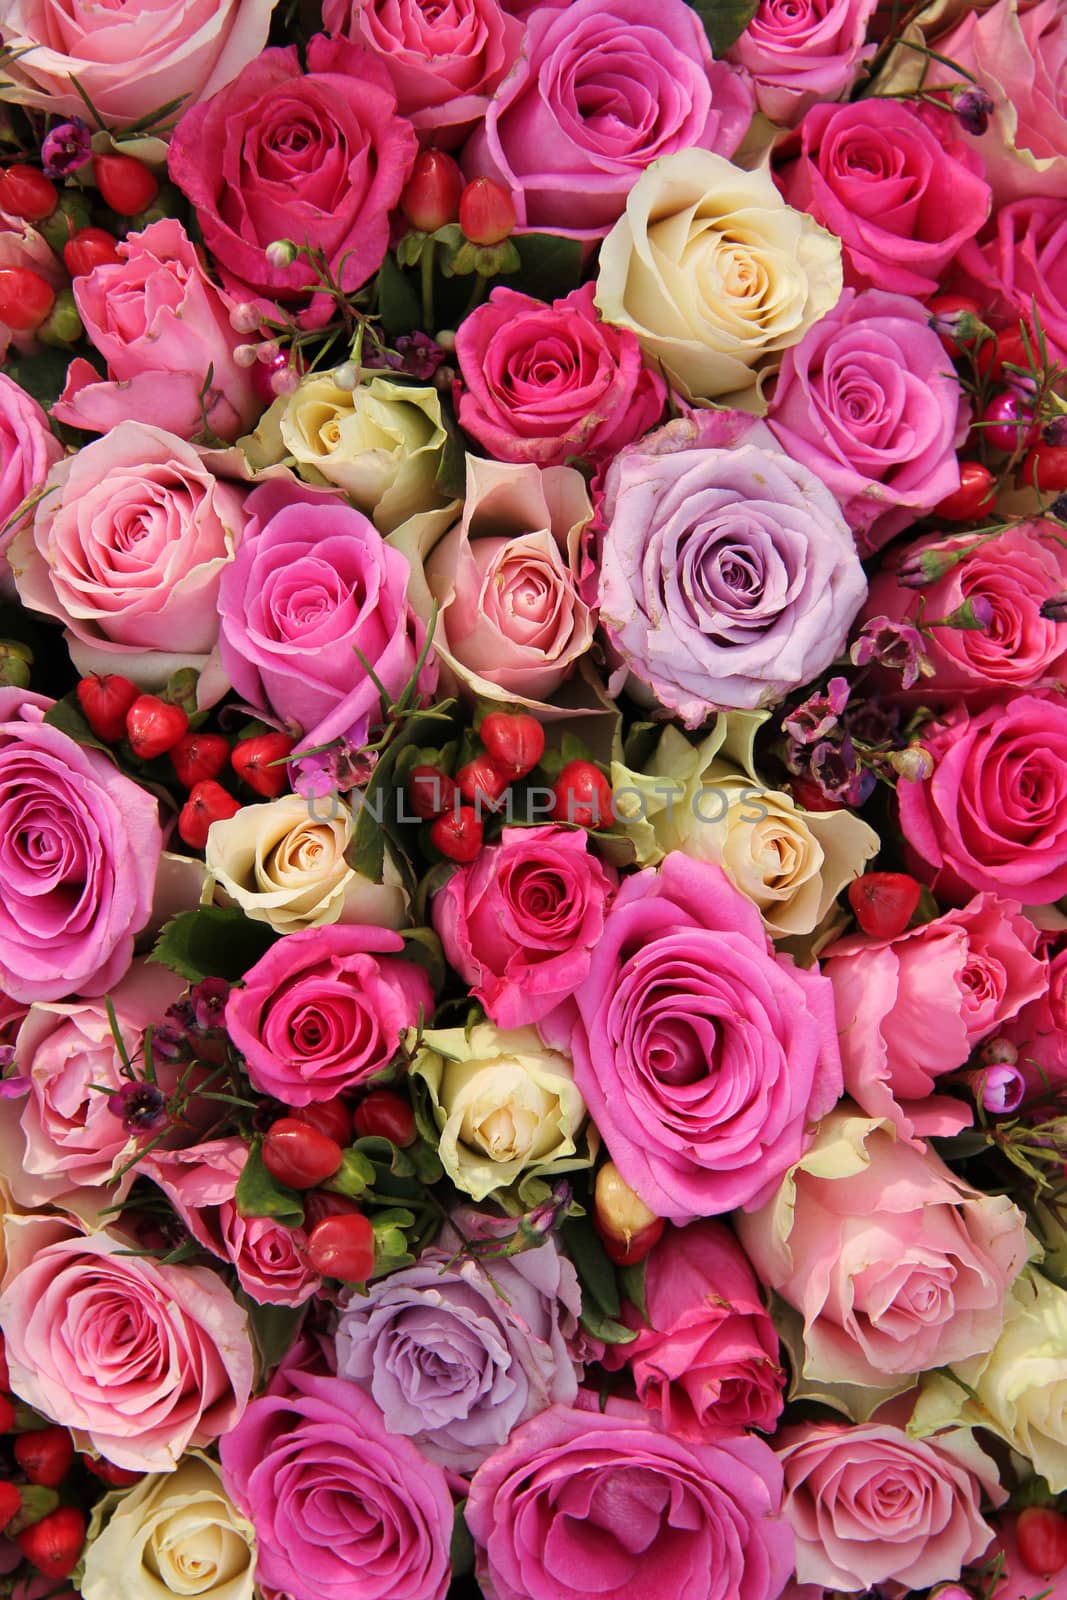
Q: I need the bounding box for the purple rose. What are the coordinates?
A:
[597,413,867,724]
[220,1365,453,1600]
[544,855,842,1223]
[335,1213,581,1474]
[217,478,436,751]
[465,1401,794,1600]
[766,288,971,556]
[462,0,753,239]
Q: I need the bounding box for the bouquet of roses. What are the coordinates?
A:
[1,0,1067,1596]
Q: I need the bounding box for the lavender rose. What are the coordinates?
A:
[597,413,867,724]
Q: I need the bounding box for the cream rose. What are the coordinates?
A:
[205,793,406,934]
[409,1021,589,1202]
[82,1455,255,1600]
[595,148,843,404]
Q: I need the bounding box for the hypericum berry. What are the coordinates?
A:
[480,710,545,779]
[407,764,457,820]
[290,1099,353,1147]
[0,164,58,221]
[0,1480,20,1532]
[0,268,56,332]
[975,325,1031,382]
[262,1118,344,1189]
[429,805,484,862]
[305,1212,376,1283]
[981,390,1039,453]
[16,1505,86,1579]
[170,731,230,790]
[303,1189,364,1231]
[75,673,140,743]
[82,1456,143,1488]
[593,1161,665,1267]
[0,1392,14,1434]
[353,1089,417,1148]
[231,732,294,798]
[14,1426,74,1489]
[847,871,922,940]
[93,152,159,216]
[400,150,463,233]
[125,694,189,760]
[457,754,510,809]
[62,226,122,277]
[548,760,613,828]
[1016,1506,1067,1578]
[926,292,982,355]
[459,177,516,245]
[933,461,996,522]
[1023,445,1067,494]
[178,780,240,850]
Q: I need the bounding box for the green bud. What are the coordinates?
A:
[324,1147,376,1200]
[0,638,33,689]
[37,287,83,348]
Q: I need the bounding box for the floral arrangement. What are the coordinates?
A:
[0,0,1066,1597]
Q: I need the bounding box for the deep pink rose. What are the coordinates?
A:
[462,0,753,239]
[766,288,969,555]
[545,855,843,1223]
[729,0,878,126]
[956,196,1067,366]
[169,35,417,324]
[217,478,435,750]
[0,373,61,569]
[220,1365,454,1600]
[737,1114,1028,1391]
[0,1226,253,1471]
[455,283,666,468]
[465,1402,794,1600]
[1003,944,1067,1097]
[778,100,992,296]
[823,894,1046,1141]
[432,825,617,1029]
[225,924,432,1105]
[897,693,1067,906]
[52,220,260,442]
[322,0,522,146]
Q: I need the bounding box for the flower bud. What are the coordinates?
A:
[888,744,935,783]
[229,301,264,335]
[961,1063,1026,1115]
[976,1036,1019,1068]
[953,84,994,137]
[37,287,84,347]
[593,1160,664,1265]
[265,238,298,269]
[332,361,359,391]
[400,150,463,233]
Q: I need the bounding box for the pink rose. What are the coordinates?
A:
[0,373,61,569]
[766,288,969,556]
[737,1113,1029,1392]
[10,421,247,703]
[957,197,1067,367]
[462,0,753,239]
[0,0,276,127]
[728,0,878,126]
[1003,944,1067,1097]
[225,925,432,1105]
[0,1225,253,1471]
[433,825,617,1029]
[778,101,992,297]
[454,283,666,469]
[169,36,417,325]
[823,894,1046,1141]
[52,220,260,443]
[898,693,1067,906]
[322,0,522,146]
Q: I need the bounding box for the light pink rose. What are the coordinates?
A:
[823,894,1047,1141]
[52,220,260,443]
[0,373,61,570]
[0,0,276,127]
[10,421,247,703]
[729,0,878,126]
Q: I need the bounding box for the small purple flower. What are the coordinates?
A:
[150,1023,190,1063]
[953,85,994,137]
[190,977,231,1032]
[811,736,875,806]
[851,617,933,689]
[290,715,376,798]
[783,676,850,745]
[1043,416,1067,448]
[41,118,93,178]
[107,1080,167,1133]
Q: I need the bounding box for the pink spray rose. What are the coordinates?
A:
[225,925,432,1105]
[729,0,878,126]
[0,373,61,569]
[545,855,843,1223]
[462,0,753,239]
[1003,944,1067,1097]
[766,288,970,556]
[957,197,1067,367]
[897,693,1067,906]
[52,220,260,443]
[168,36,417,325]
[454,283,666,469]
[777,100,992,297]
[432,825,617,1029]
[737,1112,1029,1392]
[465,1402,794,1600]
[823,894,1046,1141]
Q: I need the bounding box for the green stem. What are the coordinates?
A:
[421,241,435,334]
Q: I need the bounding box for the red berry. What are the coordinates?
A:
[16,1505,86,1578]
[400,150,463,233]
[303,1189,364,1230]
[1023,445,1067,494]
[457,754,510,809]
[14,1426,74,1489]
[933,461,996,522]
[847,871,922,940]
[178,780,240,850]
[231,733,294,798]
[353,1089,417,1148]
[170,732,230,789]
[593,1162,665,1267]
[1017,1507,1067,1578]
[407,764,457,820]
[0,1393,14,1434]
[82,1455,143,1487]
[126,694,189,760]
[305,1212,375,1283]
[262,1118,344,1189]
[0,164,57,222]
[976,325,1031,382]
[548,759,613,828]
[0,268,56,332]
[789,775,844,813]
[981,389,1039,454]
[76,673,141,743]
[93,153,159,216]
[430,805,484,862]
[290,1099,352,1147]
[459,177,516,245]
[62,226,122,277]
[480,711,545,779]
[0,1480,20,1532]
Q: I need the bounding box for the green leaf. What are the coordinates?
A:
[509,233,583,303]
[579,1304,639,1345]
[619,1258,650,1325]
[377,251,421,339]
[398,927,447,994]
[562,1214,620,1319]
[148,906,279,984]
[324,1147,376,1199]
[43,692,114,757]
[4,346,82,412]
[687,0,758,55]
[241,1295,306,1372]
[6,1486,59,1536]
[235,1138,305,1227]
[451,1502,476,1577]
